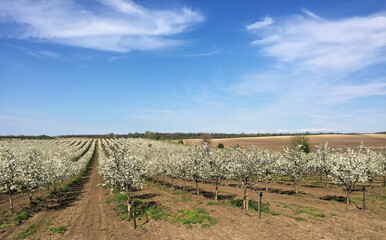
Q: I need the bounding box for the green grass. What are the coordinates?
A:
[181,195,192,202]
[50,226,66,234]
[289,216,307,221]
[171,208,217,228]
[0,223,10,228]
[13,220,44,240]
[229,199,280,216]
[274,201,327,220]
[13,210,31,224]
[206,201,220,206]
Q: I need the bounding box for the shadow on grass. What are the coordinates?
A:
[136,193,159,200]
[319,195,346,203]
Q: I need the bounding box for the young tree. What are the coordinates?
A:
[280,146,310,193]
[314,142,333,188]
[200,133,213,145]
[289,135,311,154]
[200,143,231,200]
[230,146,259,212]
[330,146,367,204]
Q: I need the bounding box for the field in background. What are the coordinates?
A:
[183,134,386,152]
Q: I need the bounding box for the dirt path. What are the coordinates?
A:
[3,146,385,239]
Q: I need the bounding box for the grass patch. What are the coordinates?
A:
[13,220,44,240]
[13,210,31,224]
[0,223,10,228]
[206,201,220,206]
[292,204,326,218]
[229,199,280,216]
[171,208,217,228]
[289,216,307,221]
[181,195,192,202]
[50,225,66,234]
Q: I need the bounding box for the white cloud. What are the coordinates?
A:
[246,16,273,30]
[276,129,289,133]
[0,0,203,52]
[317,82,386,104]
[181,49,221,57]
[301,8,324,21]
[295,128,331,132]
[248,11,386,72]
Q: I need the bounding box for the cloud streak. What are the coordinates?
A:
[247,11,386,73]
[0,0,204,52]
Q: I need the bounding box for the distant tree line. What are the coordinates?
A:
[1,131,378,140]
[0,135,53,140]
[55,131,351,140]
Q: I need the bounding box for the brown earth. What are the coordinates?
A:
[183,134,386,152]
[2,142,385,240]
[3,167,385,239]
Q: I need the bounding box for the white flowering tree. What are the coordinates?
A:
[230,146,259,212]
[99,143,143,219]
[186,144,205,195]
[362,146,383,190]
[255,149,277,191]
[280,146,310,193]
[0,150,22,212]
[313,142,334,188]
[200,143,231,200]
[330,146,367,204]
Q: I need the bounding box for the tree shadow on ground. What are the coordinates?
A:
[136,193,159,200]
[198,190,236,200]
[319,195,346,203]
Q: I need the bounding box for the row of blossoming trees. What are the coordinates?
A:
[98,138,385,214]
[0,139,95,211]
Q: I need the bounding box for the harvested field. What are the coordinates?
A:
[183,134,386,152]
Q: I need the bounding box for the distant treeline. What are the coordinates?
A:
[58,131,359,140]
[1,131,384,140]
[0,135,53,140]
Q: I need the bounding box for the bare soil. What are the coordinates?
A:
[1,140,385,239]
[183,134,386,152]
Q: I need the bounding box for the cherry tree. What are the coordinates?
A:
[330,146,367,204]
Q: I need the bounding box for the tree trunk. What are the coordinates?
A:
[183,179,186,191]
[346,191,351,204]
[9,193,14,212]
[243,185,249,212]
[383,175,385,187]
[195,179,199,195]
[29,191,33,201]
[171,177,174,189]
[215,181,218,200]
[294,180,298,194]
[325,172,328,188]
[126,185,133,220]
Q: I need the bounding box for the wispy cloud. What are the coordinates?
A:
[301,8,325,21]
[181,49,221,57]
[5,43,61,58]
[246,16,273,30]
[246,11,386,72]
[0,0,204,52]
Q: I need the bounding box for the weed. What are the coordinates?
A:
[13,210,31,224]
[181,195,192,202]
[13,220,44,240]
[289,216,307,221]
[0,223,10,228]
[50,226,66,234]
[171,208,217,228]
[206,201,220,206]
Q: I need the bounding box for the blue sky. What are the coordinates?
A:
[0,0,385,135]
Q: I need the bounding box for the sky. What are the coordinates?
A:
[0,0,385,135]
